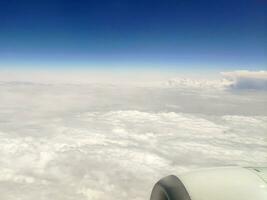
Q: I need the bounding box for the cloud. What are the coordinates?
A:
[1,110,266,200]
[166,70,267,91]
[222,70,267,90]
[0,71,266,200]
[165,78,231,90]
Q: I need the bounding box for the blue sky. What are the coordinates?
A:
[0,0,266,71]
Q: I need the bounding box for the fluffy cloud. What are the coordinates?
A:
[0,71,266,200]
[166,70,267,91]
[222,70,267,90]
[166,78,231,90]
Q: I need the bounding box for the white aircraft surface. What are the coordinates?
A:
[150,167,267,200]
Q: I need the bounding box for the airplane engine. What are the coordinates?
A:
[150,167,267,200]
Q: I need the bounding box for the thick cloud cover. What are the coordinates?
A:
[0,71,266,200]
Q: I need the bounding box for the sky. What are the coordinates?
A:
[0,0,266,70]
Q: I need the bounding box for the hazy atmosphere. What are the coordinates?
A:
[0,70,266,200]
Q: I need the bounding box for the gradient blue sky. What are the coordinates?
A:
[0,0,266,71]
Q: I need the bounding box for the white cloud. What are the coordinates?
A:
[165,77,232,90]
[0,71,266,200]
[222,70,267,90]
[166,70,267,91]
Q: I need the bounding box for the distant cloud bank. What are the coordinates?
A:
[166,78,231,90]
[1,70,266,91]
[167,70,267,91]
[222,70,267,90]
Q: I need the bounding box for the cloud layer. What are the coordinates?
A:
[0,71,266,200]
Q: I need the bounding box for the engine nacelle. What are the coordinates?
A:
[150,167,267,200]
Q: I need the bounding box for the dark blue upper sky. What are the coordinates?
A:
[0,0,266,71]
